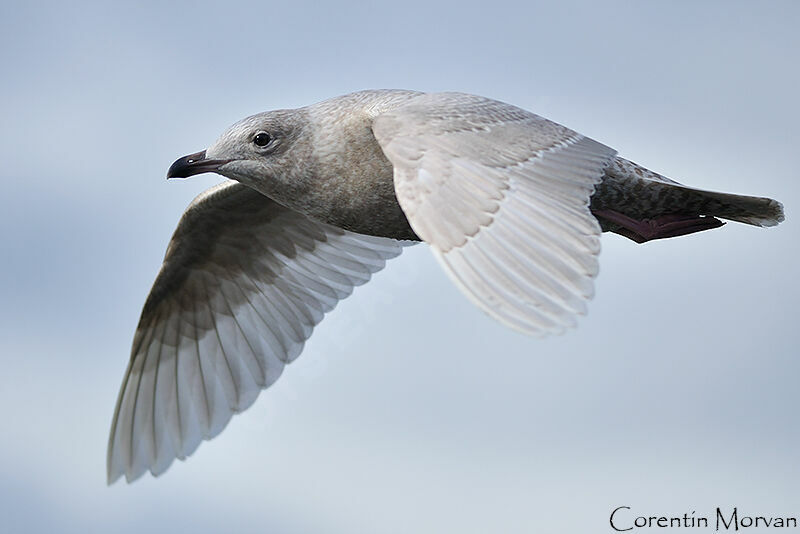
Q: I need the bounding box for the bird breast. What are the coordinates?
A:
[300,93,421,240]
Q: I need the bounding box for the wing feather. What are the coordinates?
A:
[108,181,404,483]
[373,92,617,335]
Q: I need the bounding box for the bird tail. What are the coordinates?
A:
[667,187,784,227]
[591,157,785,243]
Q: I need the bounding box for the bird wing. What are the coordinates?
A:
[372,92,617,335]
[108,181,404,483]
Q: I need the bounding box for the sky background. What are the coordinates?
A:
[1,1,798,532]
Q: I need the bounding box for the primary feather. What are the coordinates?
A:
[108,182,403,483]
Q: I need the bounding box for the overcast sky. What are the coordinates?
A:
[1,1,798,532]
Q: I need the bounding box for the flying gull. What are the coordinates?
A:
[108,90,785,483]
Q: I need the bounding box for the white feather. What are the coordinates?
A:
[107,182,404,483]
[373,92,617,336]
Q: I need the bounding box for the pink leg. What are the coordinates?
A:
[592,209,725,244]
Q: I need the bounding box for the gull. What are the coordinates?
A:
[108,90,784,483]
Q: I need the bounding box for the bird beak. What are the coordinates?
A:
[166,150,231,179]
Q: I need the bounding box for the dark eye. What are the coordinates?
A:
[253,132,272,147]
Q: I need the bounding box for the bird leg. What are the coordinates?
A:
[592,209,725,244]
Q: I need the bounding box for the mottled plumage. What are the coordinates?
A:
[109,89,784,484]
[592,157,783,233]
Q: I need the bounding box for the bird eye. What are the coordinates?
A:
[253,132,272,147]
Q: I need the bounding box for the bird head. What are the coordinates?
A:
[167,109,308,191]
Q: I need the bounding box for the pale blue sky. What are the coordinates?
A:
[1,1,798,532]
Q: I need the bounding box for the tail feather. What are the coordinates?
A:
[593,157,785,231]
[671,188,784,227]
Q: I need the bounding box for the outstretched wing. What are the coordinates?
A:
[108,181,404,483]
[373,92,617,335]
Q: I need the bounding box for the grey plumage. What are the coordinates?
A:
[591,157,784,231]
[108,89,784,483]
[108,181,405,483]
